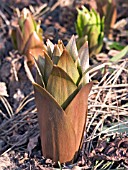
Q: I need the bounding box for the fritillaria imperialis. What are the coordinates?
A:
[11,8,46,67]
[33,36,93,163]
[75,6,104,57]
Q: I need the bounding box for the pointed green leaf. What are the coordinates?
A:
[33,20,43,40]
[97,32,104,52]
[57,49,79,84]
[75,6,104,57]
[89,9,97,26]
[76,8,90,38]
[110,45,128,62]
[33,82,76,163]
[108,41,124,51]
[47,66,77,107]
[101,16,105,32]
[88,26,99,56]
[82,5,89,13]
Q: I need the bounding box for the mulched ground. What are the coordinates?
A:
[0,0,128,169]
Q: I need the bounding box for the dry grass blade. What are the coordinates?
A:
[15,91,35,114]
[86,59,128,156]
[0,96,13,118]
[0,10,10,26]
[0,89,38,157]
[33,4,49,19]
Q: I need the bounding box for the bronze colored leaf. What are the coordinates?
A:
[52,44,62,64]
[44,51,53,85]
[78,41,89,84]
[53,44,62,57]
[57,49,80,84]
[23,31,44,54]
[34,57,45,88]
[66,35,78,61]
[26,47,44,67]
[33,82,76,163]
[37,55,45,77]
[65,82,93,151]
[46,66,77,107]
[22,15,35,47]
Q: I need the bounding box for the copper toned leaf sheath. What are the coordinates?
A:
[33,82,76,163]
[65,82,93,152]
